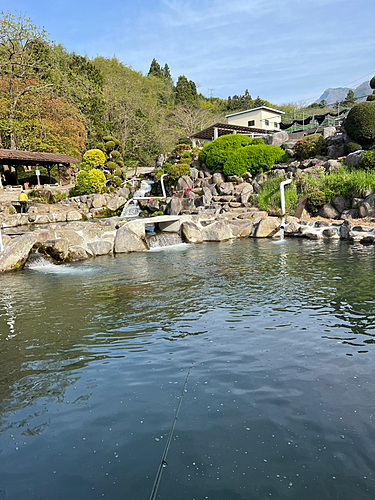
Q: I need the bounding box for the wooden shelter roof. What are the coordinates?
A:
[190,122,271,141]
[0,149,80,166]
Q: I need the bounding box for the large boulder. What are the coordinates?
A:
[344,150,365,167]
[0,233,37,272]
[176,176,193,191]
[217,182,234,195]
[67,246,92,261]
[317,203,341,219]
[263,131,289,147]
[331,195,350,213]
[228,219,256,237]
[181,221,203,243]
[358,194,375,218]
[39,238,69,261]
[106,196,127,212]
[254,217,280,238]
[181,198,196,212]
[66,210,82,222]
[91,194,107,208]
[114,226,147,253]
[166,197,182,215]
[87,240,113,256]
[201,221,232,241]
[212,172,225,184]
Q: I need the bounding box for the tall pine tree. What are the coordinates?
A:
[148,58,163,79]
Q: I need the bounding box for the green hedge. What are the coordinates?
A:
[345,101,375,149]
[223,144,285,177]
[359,151,375,170]
[198,134,253,172]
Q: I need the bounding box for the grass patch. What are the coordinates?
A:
[257,177,299,215]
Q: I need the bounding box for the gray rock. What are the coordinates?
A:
[67,246,91,261]
[90,194,106,208]
[358,194,375,218]
[327,144,344,158]
[339,220,353,239]
[206,184,218,196]
[324,159,342,173]
[106,196,127,212]
[240,184,253,204]
[212,172,225,184]
[181,198,196,212]
[114,226,147,253]
[322,228,339,239]
[332,195,350,213]
[341,209,359,220]
[56,230,85,247]
[269,168,286,178]
[0,233,37,272]
[242,172,252,180]
[322,126,337,139]
[317,204,341,219]
[66,210,82,222]
[352,198,363,209]
[176,176,193,191]
[34,230,56,244]
[39,238,69,261]
[51,211,68,223]
[201,221,232,241]
[228,219,256,237]
[344,150,365,167]
[87,240,113,256]
[217,182,233,195]
[263,131,289,146]
[284,222,300,235]
[200,187,213,205]
[255,173,267,184]
[166,196,182,215]
[181,221,203,243]
[254,217,280,238]
[117,187,130,199]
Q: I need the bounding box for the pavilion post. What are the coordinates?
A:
[213,127,219,140]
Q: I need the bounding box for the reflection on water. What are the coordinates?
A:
[1,238,375,499]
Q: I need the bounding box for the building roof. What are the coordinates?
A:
[0,149,80,166]
[190,122,271,141]
[225,106,285,118]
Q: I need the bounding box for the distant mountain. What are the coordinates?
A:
[316,81,372,105]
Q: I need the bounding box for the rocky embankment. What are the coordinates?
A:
[1,210,375,273]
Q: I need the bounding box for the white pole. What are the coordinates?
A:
[280,179,292,215]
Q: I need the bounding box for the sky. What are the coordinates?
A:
[1,0,375,105]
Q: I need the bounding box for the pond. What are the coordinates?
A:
[1,238,375,499]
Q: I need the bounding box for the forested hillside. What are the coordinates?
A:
[0,11,278,166]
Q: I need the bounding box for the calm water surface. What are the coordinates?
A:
[1,238,375,499]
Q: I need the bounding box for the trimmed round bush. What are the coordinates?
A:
[345,101,375,148]
[344,141,362,155]
[76,169,106,194]
[105,140,116,151]
[223,144,285,177]
[370,76,375,89]
[165,163,190,182]
[199,134,253,172]
[106,161,117,171]
[294,134,326,159]
[359,151,375,170]
[103,135,116,142]
[83,149,106,168]
[367,94,375,102]
[111,150,121,159]
[96,142,105,151]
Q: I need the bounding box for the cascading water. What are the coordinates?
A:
[120,180,154,218]
[145,232,185,249]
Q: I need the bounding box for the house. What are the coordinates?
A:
[226,106,285,132]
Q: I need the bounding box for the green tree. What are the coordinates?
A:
[175,75,198,106]
[0,11,51,149]
[340,89,357,107]
[162,63,173,88]
[148,58,163,79]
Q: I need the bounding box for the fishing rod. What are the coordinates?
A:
[149,364,193,500]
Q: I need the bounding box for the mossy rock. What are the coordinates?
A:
[345,101,375,148]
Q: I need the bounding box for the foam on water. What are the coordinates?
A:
[26,254,94,275]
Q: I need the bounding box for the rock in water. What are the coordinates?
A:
[0,233,37,272]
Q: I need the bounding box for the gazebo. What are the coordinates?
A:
[189,122,271,147]
[0,149,80,188]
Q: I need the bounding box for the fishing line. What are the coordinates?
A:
[149,364,193,500]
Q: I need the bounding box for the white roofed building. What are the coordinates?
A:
[226,106,285,132]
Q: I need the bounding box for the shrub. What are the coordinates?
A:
[307,191,327,213]
[165,163,190,182]
[181,150,192,160]
[370,76,375,89]
[83,149,106,168]
[106,161,117,171]
[75,169,106,195]
[344,141,362,155]
[251,137,264,145]
[345,101,375,148]
[103,135,116,142]
[111,150,121,159]
[199,134,253,172]
[223,144,285,177]
[294,134,326,159]
[359,151,375,170]
[179,158,191,165]
[367,94,375,102]
[105,140,116,151]
[173,144,191,156]
[96,142,105,151]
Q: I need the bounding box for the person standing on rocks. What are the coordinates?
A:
[18,190,28,213]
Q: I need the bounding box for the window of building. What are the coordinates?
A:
[248,120,255,127]
[264,119,269,126]
[274,122,278,128]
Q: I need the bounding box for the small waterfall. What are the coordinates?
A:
[120,180,154,218]
[25,252,54,269]
[145,232,184,249]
